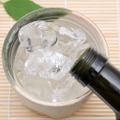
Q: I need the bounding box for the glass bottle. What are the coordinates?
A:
[70,47,120,120]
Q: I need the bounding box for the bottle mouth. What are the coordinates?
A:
[70,47,108,86]
[71,48,98,75]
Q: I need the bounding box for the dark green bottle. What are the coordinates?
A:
[70,47,120,120]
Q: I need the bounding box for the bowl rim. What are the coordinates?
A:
[2,8,109,107]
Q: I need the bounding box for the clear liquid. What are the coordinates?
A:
[13,18,97,103]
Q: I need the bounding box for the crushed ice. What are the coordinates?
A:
[15,20,90,102]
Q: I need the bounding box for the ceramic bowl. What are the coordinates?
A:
[2,8,108,118]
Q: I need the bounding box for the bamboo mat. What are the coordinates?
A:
[0,0,120,120]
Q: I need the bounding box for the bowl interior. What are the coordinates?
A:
[2,8,108,105]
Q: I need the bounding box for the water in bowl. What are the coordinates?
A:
[13,19,97,102]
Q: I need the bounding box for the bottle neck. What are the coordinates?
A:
[70,48,108,86]
[88,62,120,113]
[70,47,120,117]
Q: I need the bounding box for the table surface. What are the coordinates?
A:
[0,0,120,120]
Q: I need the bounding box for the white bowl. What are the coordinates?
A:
[2,8,108,119]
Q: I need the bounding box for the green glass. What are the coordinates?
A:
[70,47,120,120]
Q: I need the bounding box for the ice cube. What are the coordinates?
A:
[59,27,86,46]
[52,75,75,101]
[42,30,57,47]
[24,49,73,80]
[52,75,82,102]
[73,29,86,46]
[18,21,57,52]
[59,27,75,39]
[75,29,86,40]
[50,23,59,32]
[17,71,53,101]
[34,21,49,29]
[24,50,44,76]
[14,46,29,70]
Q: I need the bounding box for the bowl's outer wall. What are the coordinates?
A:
[16,87,92,118]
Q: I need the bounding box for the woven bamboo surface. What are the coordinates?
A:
[0,0,120,120]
